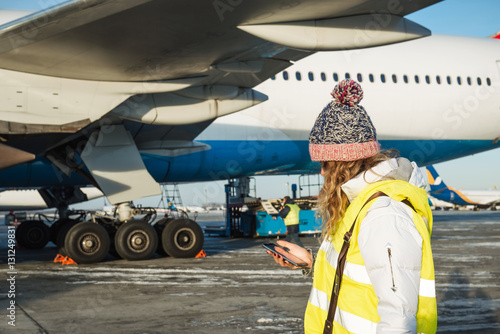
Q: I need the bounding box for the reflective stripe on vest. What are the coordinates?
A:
[320,240,436,296]
[284,203,300,226]
[304,180,437,334]
[308,288,378,333]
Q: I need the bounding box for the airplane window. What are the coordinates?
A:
[477,77,482,85]
[436,75,441,84]
[309,72,314,81]
[457,76,462,85]
[414,75,419,84]
[321,72,326,81]
[345,72,351,79]
[380,74,386,83]
[369,74,374,83]
[357,73,363,82]
[271,76,276,80]
[392,74,397,83]
[283,71,289,81]
[487,78,492,86]
[425,75,430,84]
[333,72,339,81]
[467,77,472,85]
[446,76,451,85]
[403,75,408,84]
[296,71,302,81]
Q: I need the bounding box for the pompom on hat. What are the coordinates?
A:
[309,79,380,161]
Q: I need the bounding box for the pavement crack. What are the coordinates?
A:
[17,303,50,334]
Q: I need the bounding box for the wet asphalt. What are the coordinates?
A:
[1,210,500,333]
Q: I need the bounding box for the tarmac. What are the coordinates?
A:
[1,210,500,333]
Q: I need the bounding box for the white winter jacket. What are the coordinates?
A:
[340,157,427,333]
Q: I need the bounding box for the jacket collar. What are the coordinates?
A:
[340,158,426,203]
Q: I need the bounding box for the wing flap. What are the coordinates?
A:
[81,124,161,204]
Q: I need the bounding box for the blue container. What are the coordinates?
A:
[250,210,322,237]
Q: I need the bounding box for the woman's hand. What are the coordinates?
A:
[266,240,313,270]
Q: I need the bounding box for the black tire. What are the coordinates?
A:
[154,218,173,256]
[15,220,50,249]
[64,222,110,264]
[14,222,27,247]
[162,218,204,258]
[101,224,120,259]
[56,220,79,255]
[50,219,79,245]
[115,220,158,261]
[50,220,64,245]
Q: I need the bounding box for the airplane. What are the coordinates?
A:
[1,0,500,264]
[426,166,500,210]
[427,195,455,211]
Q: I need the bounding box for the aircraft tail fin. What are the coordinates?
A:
[426,165,448,193]
[490,30,500,39]
[426,166,486,207]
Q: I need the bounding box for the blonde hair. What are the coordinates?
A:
[317,150,397,239]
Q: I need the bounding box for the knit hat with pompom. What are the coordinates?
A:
[309,79,380,161]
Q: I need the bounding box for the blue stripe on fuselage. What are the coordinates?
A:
[0,139,499,187]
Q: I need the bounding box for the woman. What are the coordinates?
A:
[267,80,437,333]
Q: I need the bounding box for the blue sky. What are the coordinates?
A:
[2,0,500,207]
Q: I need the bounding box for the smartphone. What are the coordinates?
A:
[262,243,308,267]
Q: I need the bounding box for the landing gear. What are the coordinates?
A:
[12,202,204,264]
[64,222,110,264]
[161,218,204,258]
[56,220,79,255]
[154,218,174,256]
[15,220,50,249]
[50,217,81,245]
[114,220,158,261]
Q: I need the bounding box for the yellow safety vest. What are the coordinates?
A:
[305,180,437,334]
[284,203,300,226]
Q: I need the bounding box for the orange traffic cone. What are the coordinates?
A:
[62,257,78,265]
[195,250,206,258]
[53,254,65,263]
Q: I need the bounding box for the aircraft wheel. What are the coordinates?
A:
[50,218,78,245]
[104,226,121,259]
[15,220,50,249]
[154,218,173,256]
[14,223,27,246]
[65,222,110,264]
[115,220,158,261]
[56,220,79,255]
[50,220,64,245]
[162,218,204,258]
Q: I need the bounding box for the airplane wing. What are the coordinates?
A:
[0,0,439,81]
[0,0,441,204]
